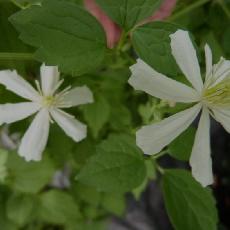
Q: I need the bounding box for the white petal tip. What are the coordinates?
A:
[191,161,214,187]
[82,86,94,104]
[51,109,87,143]
[72,126,87,142]
[136,128,161,155]
[129,59,144,72]
[169,29,187,39]
[204,43,210,49]
[129,64,137,74]
[18,149,42,162]
[192,171,214,187]
[41,63,59,70]
[127,75,135,88]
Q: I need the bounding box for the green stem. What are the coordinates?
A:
[218,0,230,20]
[151,149,168,160]
[116,30,127,53]
[10,0,26,9]
[168,0,211,21]
[156,164,165,175]
[0,52,34,61]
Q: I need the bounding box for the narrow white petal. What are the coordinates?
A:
[170,30,203,92]
[60,86,94,108]
[18,109,50,161]
[137,103,201,155]
[0,102,40,125]
[128,59,200,103]
[211,58,230,86]
[190,108,213,187]
[212,108,230,133]
[0,70,40,101]
[50,109,86,142]
[40,65,60,96]
[204,44,213,82]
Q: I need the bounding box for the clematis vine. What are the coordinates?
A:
[128,29,230,187]
[0,65,93,161]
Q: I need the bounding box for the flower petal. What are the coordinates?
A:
[190,108,213,187]
[50,109,86,142]
[212,108,230,133]
[40,65,60,96]
[136,103,201,155]
[204,44,213,82]
[128,59,200,103]
[170,30,203,92]
[0,102,40,125]
[211,58,230,86]
[59,86,94,108]
[18,109,50,161]
[0,70,40,101]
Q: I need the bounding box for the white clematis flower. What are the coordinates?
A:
[0,65,93,161]
[128,29,230,187]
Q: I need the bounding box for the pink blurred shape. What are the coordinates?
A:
[84,0,177,48]
[84,0,122,49]
[149,0,177,21]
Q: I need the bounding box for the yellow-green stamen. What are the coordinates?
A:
[203,78,230,107]
[42,96,55,107]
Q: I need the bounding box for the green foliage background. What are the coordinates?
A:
[0,0,229,229]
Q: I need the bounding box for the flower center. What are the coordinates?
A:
[203,78,230,107]
[42,96,55,108]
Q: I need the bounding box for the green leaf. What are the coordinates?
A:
[145,159,156,180]
[6,152,55,193]
[12,0,43,7]
[208,3,229,35]
[132,177,148,200]
[132,159,156,199]
[0,186,19,230]
[109,104,131,131]
[172,7,205,31]
[48,124,75,166]
[67,221,106,230]
[38,190,82,225]
[10,0,107,75]
[77,134,146,193]
[162,170,218,230]
[72,183,101,206]
[222,26,230,56]
[169,127,196,161]
[202,31,223,63]
[72,138,96,166]
[82,205,101,219]
[13,0,81,7]
[0,1,34,73]
[95,0,162,30]
[132,21,180,76]
[101,193,125,216]
[82,95,110,138]
[0,149,8,183]
[6,193,37,226]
